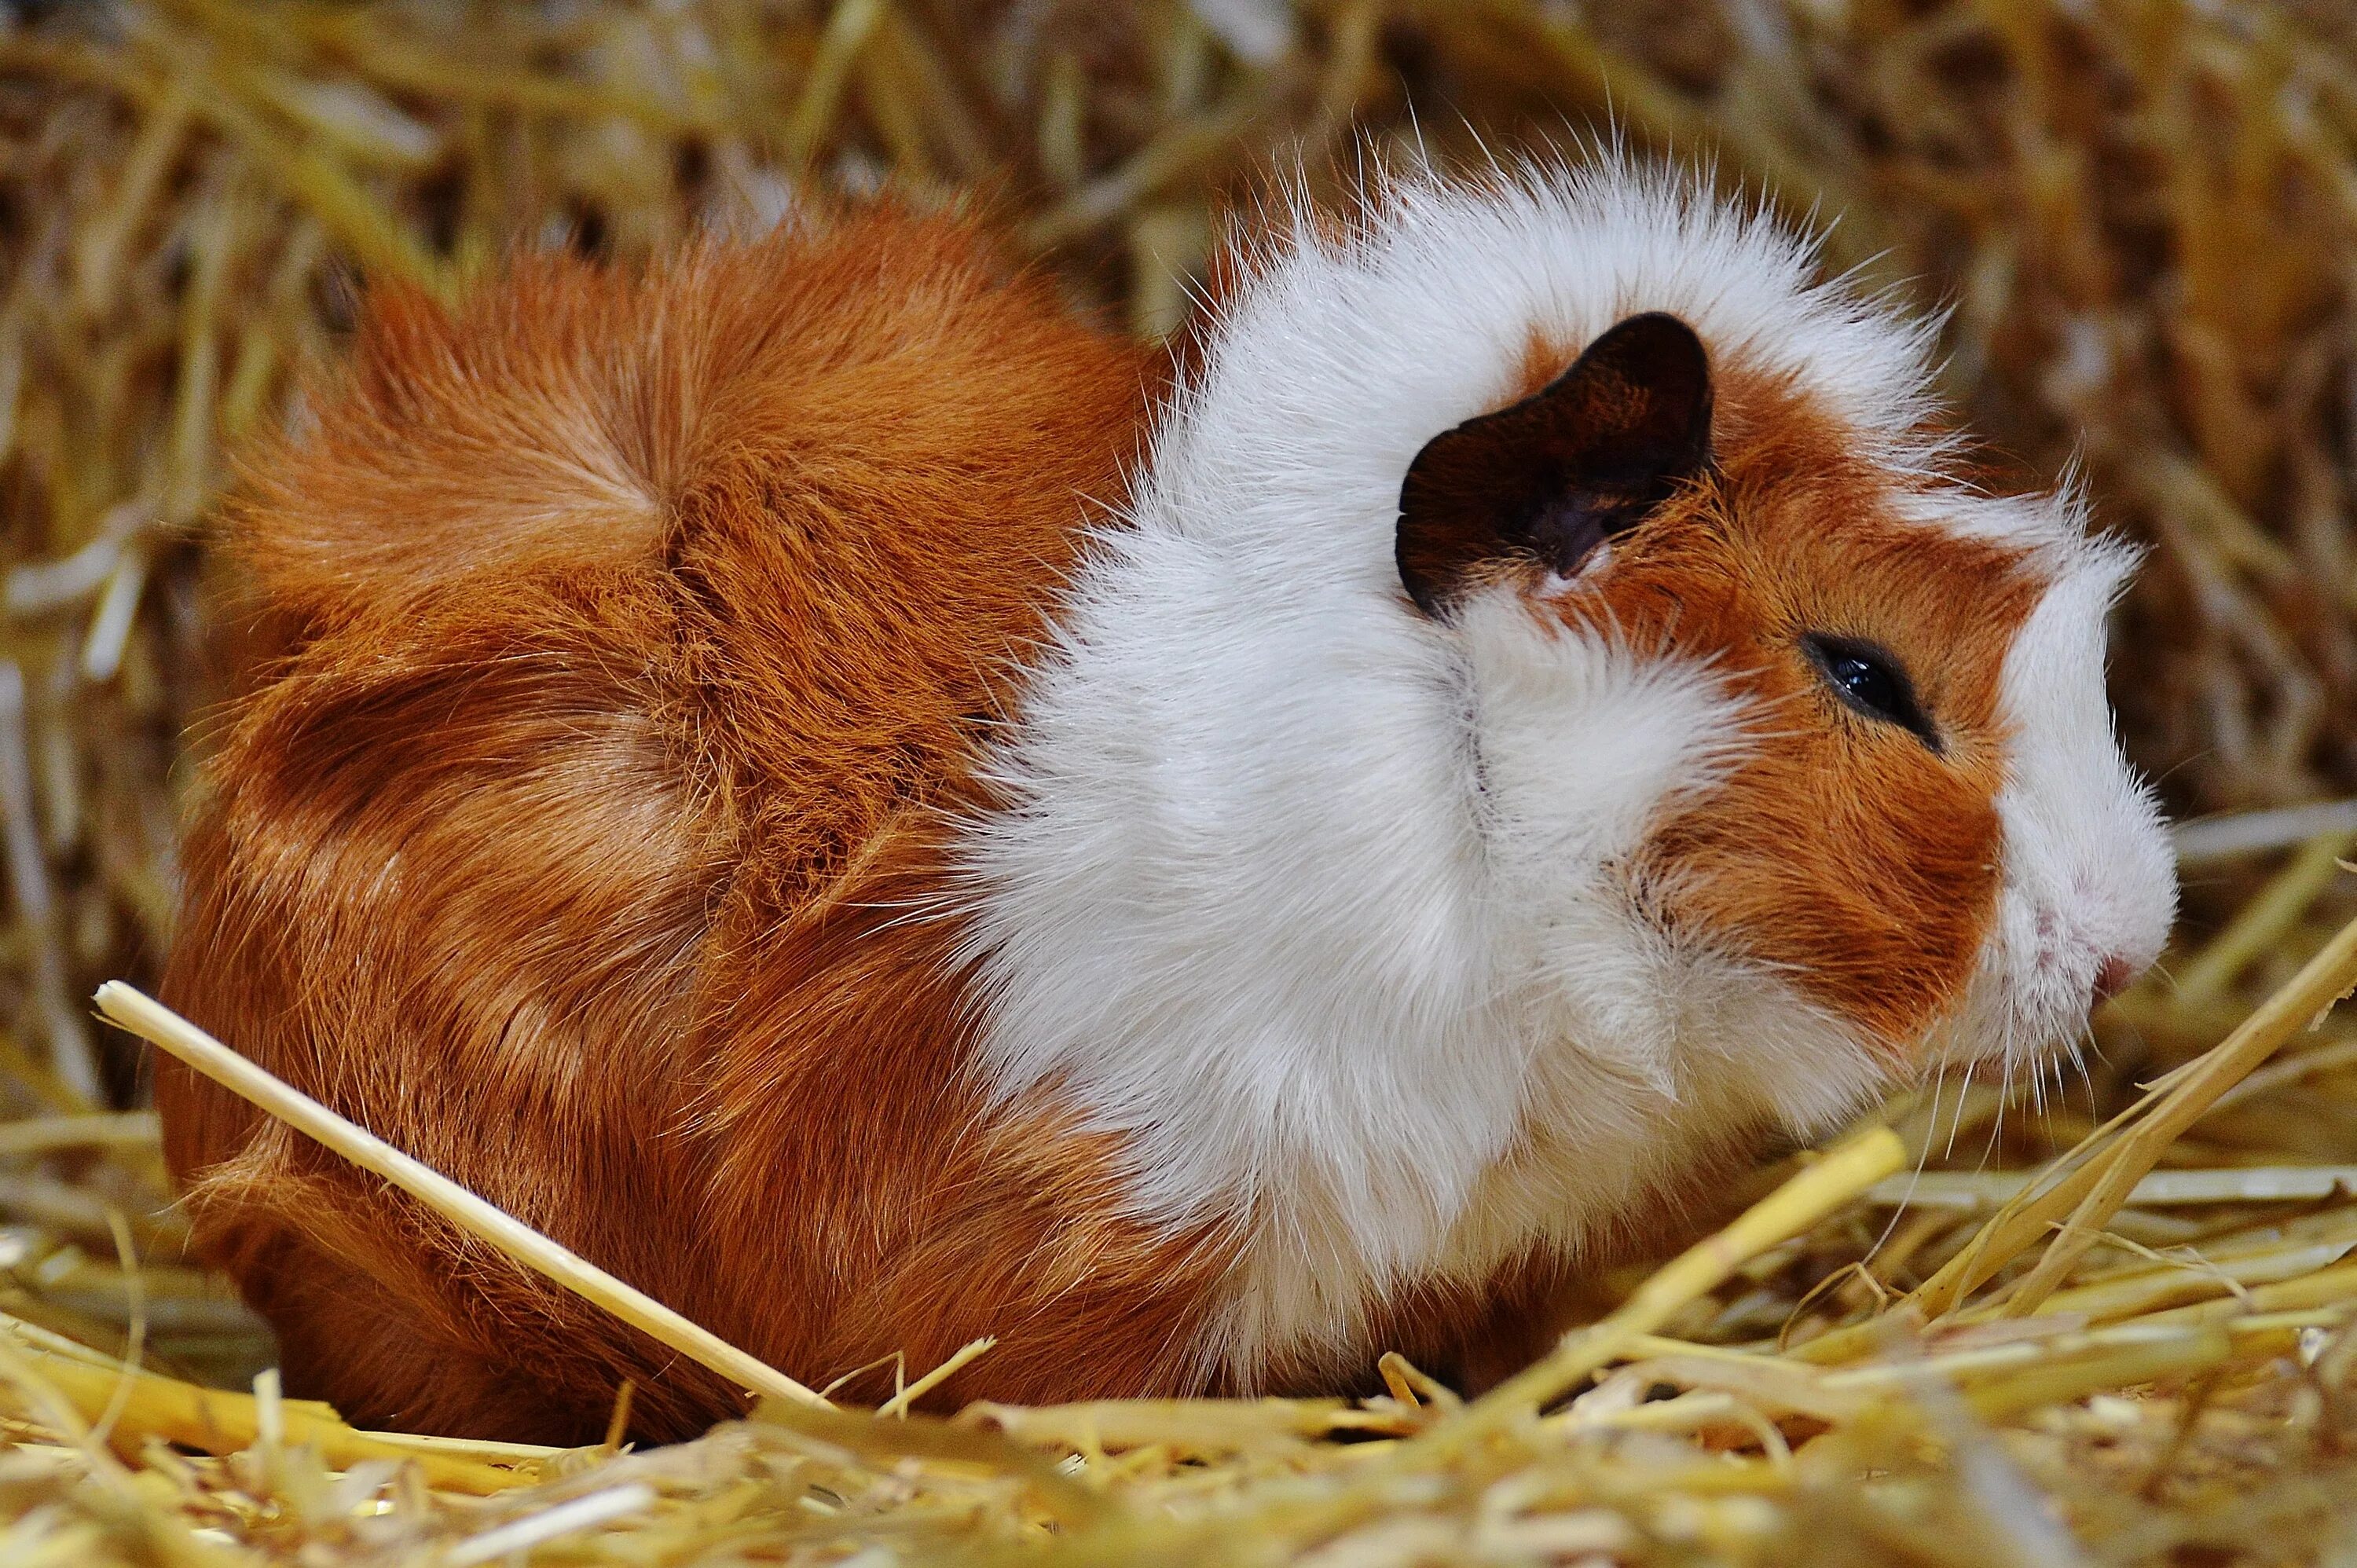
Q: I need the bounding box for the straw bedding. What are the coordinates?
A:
[5,2,2357,1563]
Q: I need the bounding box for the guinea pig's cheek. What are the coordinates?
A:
[1634,750,2005,1057]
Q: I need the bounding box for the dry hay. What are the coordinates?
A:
[2,1,2357,1563]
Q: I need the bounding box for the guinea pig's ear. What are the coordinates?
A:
[1396,312,1714,618]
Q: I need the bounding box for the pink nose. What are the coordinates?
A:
[2093,954,2139,1003]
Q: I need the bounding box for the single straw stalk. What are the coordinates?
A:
[90,981,831,1413]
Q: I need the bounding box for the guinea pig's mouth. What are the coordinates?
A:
[1915,927,2124,1110]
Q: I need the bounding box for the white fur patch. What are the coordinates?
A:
[951,159,2171,1383]
[1942,524,2177,1086]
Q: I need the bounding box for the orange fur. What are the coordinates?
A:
[1560,367,2041,1047]
[156,211,1229,1444]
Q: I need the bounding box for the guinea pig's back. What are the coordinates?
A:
[156,211,1153,1440]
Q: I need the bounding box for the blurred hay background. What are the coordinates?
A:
[2,1,2357,1564]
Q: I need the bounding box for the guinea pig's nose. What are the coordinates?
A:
[2093,954,2139,1003]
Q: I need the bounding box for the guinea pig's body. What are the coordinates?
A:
[158,166,2175,1444]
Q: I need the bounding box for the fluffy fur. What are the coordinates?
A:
[956,163,2174,1382]
[157,211,1212,1443]
[159,162,2174,1442]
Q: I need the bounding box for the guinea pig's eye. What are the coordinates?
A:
[1801,633,1941,753]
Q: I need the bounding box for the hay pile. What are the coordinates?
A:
[3,1,2357,1563]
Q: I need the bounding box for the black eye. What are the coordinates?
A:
[1801,634,1941,753]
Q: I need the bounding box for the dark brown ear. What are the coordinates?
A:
[1396,312,1714,617]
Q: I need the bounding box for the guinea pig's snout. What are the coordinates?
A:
[2034,907,2154,1009]
[1992,798,2175,1059]
[2091,951,2139,1003]
[2047,876,2168,1011]
[2067,852,2173,1006]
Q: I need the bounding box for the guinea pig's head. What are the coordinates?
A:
[1342,168,2177,1134]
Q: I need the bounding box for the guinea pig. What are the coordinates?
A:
[154,159,2176,1445]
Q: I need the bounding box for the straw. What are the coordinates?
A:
[90,981,831,1414]
[1433,1125,1909,1446]
[1912,907,2357,1321]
